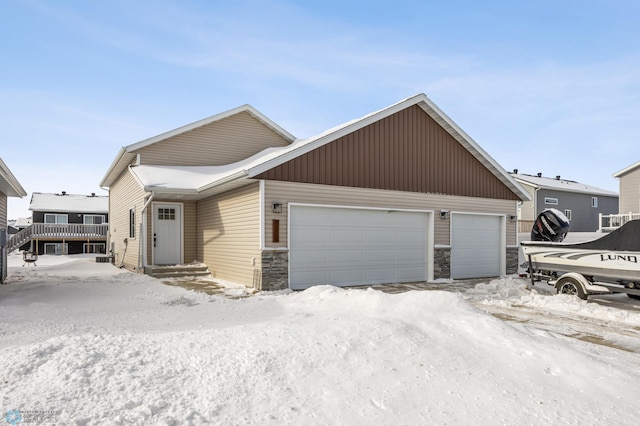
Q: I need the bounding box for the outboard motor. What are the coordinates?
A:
[531,208,570,242]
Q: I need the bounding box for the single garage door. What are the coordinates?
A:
[451,213,502,279]
[289,205,429,290]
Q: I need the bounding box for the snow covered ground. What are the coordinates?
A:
[2,254,640,425]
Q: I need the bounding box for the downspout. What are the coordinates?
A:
[138,191,155,273]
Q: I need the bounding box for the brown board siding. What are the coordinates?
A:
[256,105,519,200]
[136,111,291,167]
[263,180,518,248]
[196,182,261,287]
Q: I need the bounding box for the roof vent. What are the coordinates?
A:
[556,175,561,180]
[91,192,96,197]
[61,191,67,195]
[513,169,518,174]
[537,173,542,178]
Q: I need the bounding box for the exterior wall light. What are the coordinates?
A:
[272,202,283,214]
[440,210,449,220]
[509,215,517,222]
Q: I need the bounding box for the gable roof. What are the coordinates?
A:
[100,104,297,188]
[128,94,530,201]
[613,160,640,178]
[512,173,618,197]
[29,192,109,214]
[0,157,27,197]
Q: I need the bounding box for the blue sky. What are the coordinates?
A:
[2,0,639,219]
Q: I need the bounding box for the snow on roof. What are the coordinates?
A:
[512,173,618,197]
[14,217,32,227]
[0,157,27,198]
[29,192,108,213]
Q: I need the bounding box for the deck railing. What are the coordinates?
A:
[599,213,640,232]
[7,223,109,254]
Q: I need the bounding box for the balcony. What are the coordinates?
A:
[599,213,640,232]
[7,223,109,253]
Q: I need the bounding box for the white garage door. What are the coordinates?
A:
[451,213,502,279]
[289,205,429,290]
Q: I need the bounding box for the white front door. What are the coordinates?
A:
[153,203,182,265]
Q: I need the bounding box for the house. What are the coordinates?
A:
[100,94,531,291]
[1,157,27,283]
[608,161,640,229]
[8,192,109,255]
[512,172,618,232]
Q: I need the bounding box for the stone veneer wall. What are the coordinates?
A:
[506,247,520,275]
[261,250,289,291]
[434,247,451,279]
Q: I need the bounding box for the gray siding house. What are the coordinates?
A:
[512,172,618,232]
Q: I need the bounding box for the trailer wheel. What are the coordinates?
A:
[556,276,587,300]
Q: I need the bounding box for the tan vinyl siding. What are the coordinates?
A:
[0,192,7,229]
[516,182,536,221]
[197,182,261,287]
[619,167,640,214]
[135,112,290,166]
[256,105,520,200]
[264,180,517,247]
[109,168,147,271]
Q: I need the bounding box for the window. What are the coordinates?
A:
[44,243,68,255]
[158,208,176,220]
[83,243,106,254]
[564,209,572,221]
[83,215,105,224]
[544,197,558,205]
[129,208,136,239]
[44,214,68,224]
[592,197,598,208]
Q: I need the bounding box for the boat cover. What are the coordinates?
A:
[523,220,640,251]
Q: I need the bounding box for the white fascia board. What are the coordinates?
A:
[613,160,640,178]
[100,148,136,188]
[416,96,531,202]
[0,157,27,197]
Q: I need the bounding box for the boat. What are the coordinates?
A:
[521,209,640,299]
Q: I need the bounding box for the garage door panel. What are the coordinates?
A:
[290,206,429,289]
[451,214,502,280]
[330,249,365,264]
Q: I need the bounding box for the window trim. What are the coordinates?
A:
[592,197,598,208]
[83,243,106,254]
[83,214,106,225]
[44,213,68,224]
[544,197,559,205]
[129,207,136,239]
[44,243,68,255]
[564,209,572,221]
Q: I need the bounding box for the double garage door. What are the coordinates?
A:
[288,206,504,290]
[289,205,429,290]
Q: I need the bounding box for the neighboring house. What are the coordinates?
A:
[512,172,618,232]
[100,94,530,291]
[607,161,640,230]
[8,192,109,255]
[1,157,27,283]
[613,161,640,215]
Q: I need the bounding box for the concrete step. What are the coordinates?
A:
[145,263,211,279]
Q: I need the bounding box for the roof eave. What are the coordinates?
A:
[0,157,27,197]
[613,160,640,178]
